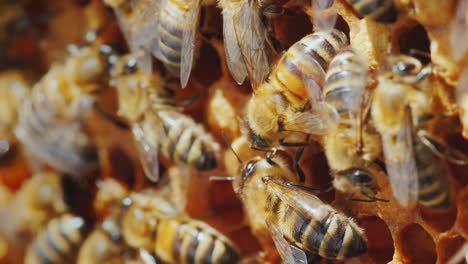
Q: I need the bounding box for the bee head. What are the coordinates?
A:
[384,55,423,77]
[334,168,376,194]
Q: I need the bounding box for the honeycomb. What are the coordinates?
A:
[0,0,467,263]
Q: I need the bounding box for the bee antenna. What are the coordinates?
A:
[221,131,243,164]
[209,176,235,181]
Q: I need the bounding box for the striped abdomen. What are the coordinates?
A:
[324,48,366,119]
[346,0,397,24]
[156,0,190,75]
[25,214,88,264]
[155,218,240,264]
[15,96,98,176]
[271,198,367,260]
[271,29,348,98]
[158,110,219,170]
[414,136,451,210]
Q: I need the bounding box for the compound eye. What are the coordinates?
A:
[393,61,415,75]
[124,58,138,74]
[350,169,372,183]
[242,160,257,181]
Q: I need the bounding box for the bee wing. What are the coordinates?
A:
[128,0,160,50]
[381,108,418,207]
[282,110,337,135]
[113,1,158,73]
[131,122,161,183]
[222,0,270,88]
[312,0,337,32]
[180,0,203,88]
[450,0,468,60]
[264,177,329,219]
[417,130,468,166]
[267,221,308,264]
[222,3,248,84]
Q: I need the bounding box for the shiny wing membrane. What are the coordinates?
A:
[381,107,418,207]
[181,0,203,88]
[267,221,308,264]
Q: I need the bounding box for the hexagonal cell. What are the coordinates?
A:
[400,224,437,264]
[456,186,468,237]
[397,22,430,63]
[436,232,466,264]
[106,146,136,188]
[419,202,457,233]
[359,216,394,264]
[273,8,313,48]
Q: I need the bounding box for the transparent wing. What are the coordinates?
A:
[264,177,330,220]
[312,0,337,32]
[283,76,339,135]
[180,0,202,88]
[131,123,160,182]
[234,0,270,88]
[417,130,468,166]
[450,0,468,60]
[128,0,160,51]
[381,109,418,207]
[267,220,308,264]
[222,4,248,84]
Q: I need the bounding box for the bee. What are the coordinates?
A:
[104,0,205,88]
[218,144,368,263]
[119,190,240,264]
[77,212,157,264]
[371,54,468,210]
[219,0,338,87]
[0,172,67,246]
[322,48,386,202]
[113,55,220,182]
[14,43,116,176]
[24,214,89,264]
[245,29,348,149]
[344,0,397,24]
[0,70,30,144]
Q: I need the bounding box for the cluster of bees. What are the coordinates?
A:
[1,0,468,263]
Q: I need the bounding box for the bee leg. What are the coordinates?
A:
[266,148,278,165]
[347,193,378,203]
[176,93,201,108]
[362,192,389,203]
[417,130,468,166]
[294,147,306,183]
[93,103,130,129]
[414,64,433,83]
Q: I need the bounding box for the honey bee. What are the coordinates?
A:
[104,0,205,87]
[113,55,220,182]
[219,0,337,87]
[0,70,30,144]
[322,48,386,202]
[14,43,116,176]
[371,54,468,210]
[119,189,241,264]
[24,214,89,264]
[219,145,368,263]
[77,216,157,264]
[245,29,348,149]
[344,0,397,24]
[0,172,67,246]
